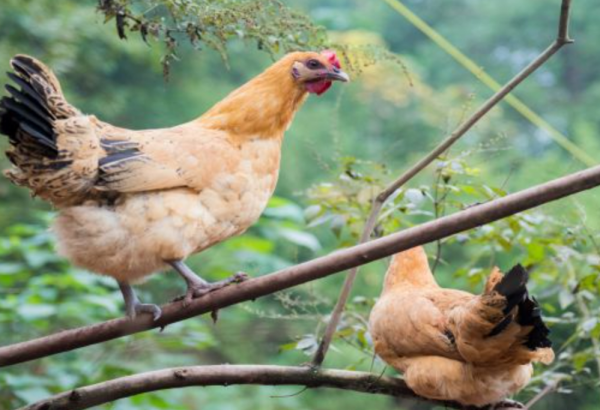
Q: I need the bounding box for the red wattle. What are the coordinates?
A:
[305,80,332,96]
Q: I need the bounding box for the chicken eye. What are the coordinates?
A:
[306,59,323,70]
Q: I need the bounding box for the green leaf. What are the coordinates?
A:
[405,188,425,206]
[572,351,592,372]
[264,197,305,223]
[0,262,24,275]
[276,228,321,251]
[526,242,545,262]
[558,289,575,309]
[296,334,318,355]
[17,303,56,319]
[304,205,322,221]
[226,236,274,253]
[278,342,297,352]
[581,318,598,334]
[13,387,52,404]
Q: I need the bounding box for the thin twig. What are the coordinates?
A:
[524,380,560,409]
[1,163,600,368]
[18,365,463,410]
[431,159,450,273]
[310,0,575,367]
[270,386,309,398]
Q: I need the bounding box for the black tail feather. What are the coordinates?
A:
[1,60,58,158]
[518,296,552,350]
[20,123,57,150]
[6,72,49,111]
[0,104,17,137]
[494,264,529,314]
[487,264,528,337]
[5,84,53,122]
[1,98,53,136]
[11,56,39,78]
[487,313,513,337]
[487,264,552,350]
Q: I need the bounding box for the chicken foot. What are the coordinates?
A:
[119,282,163,321]
[168,260,248,306]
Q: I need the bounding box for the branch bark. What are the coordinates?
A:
[310,0,574,366]
[17,365,493,410]
[2,163,600,368]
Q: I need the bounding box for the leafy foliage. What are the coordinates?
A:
[97,0,327,78]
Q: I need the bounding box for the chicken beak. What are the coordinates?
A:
[326,67,350,82]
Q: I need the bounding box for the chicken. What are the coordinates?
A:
[369,247,554,408]
[0,51,349,320]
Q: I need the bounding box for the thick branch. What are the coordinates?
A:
[19,365,493,410]
[2,164,600,367]
[310,0,574,366]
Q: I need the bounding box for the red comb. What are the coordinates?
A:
[321,50,341,69]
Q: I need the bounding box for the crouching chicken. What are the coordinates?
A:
[369,247,554,408]
[0,51,348,320]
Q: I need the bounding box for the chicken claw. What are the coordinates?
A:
[168,260,248,306]
[183,272,248,305]
[130,302,163,321]
[119,282,162,321]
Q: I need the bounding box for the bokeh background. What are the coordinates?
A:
[1,0,599,409]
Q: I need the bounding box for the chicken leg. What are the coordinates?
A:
[119,282,162,321]
[167,260,248,306]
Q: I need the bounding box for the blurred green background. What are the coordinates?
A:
[1,0,599,409]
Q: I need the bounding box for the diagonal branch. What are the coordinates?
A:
[383,0,587,165]
[2,163,600,368]
[19,365,507,410]
[310,0,575,366]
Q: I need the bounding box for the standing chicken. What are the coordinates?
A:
[369,247,554,408]
[0,51,348,320]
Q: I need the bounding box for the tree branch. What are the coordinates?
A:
[310,0,574,366]
[18,365,497,410]
[2,163,600,368]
